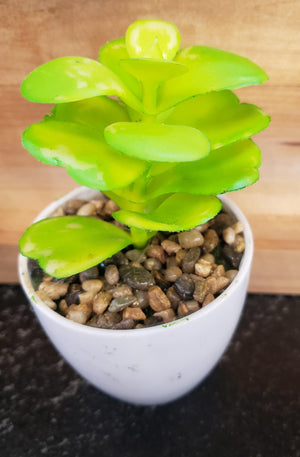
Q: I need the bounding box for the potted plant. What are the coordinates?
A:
[18,19,270,405]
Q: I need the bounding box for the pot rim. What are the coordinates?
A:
[18,186,253,338]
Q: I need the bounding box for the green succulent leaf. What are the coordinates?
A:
[158,46,269,111]
[19,216,132,278]
[166,91,270,149]
[51,95,130,131]
[22,119,148,190]
[113,194,222,231]
[98,38,142,98]
[147,139,261,198]
[125,20,181,60]
[20,56,143,112]
[104,122,210,162]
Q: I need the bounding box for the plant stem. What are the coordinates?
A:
[130,227,157,249]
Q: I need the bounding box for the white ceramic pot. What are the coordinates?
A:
[18,186,253,405]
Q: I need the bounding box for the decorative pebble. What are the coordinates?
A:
[193,280,206,303]
[134,290,149,309]
[233,234,245,253]
[112,284,133,298]
[232,221,244,234]
[195,258,212,278]
[104,199,119,216]
[108,296,137,313]
[201,253,215,264]
[144,315,163,327]
[174,274,195,300]
[223,227,236,245]
[215,276,230,292]
[164,266,182,282]
[211,212,235,235]
[65,291,80,306]
[212,265,226,278]
[79,290,96,305]
[153,271,171,290]
[77,202,97,216]
[122,307,146,320]
[177,301,189,316]
[203,229,219,253]
[166,256,177,268]
[87,311,121,329]
[81,279,103,294]
[120,266,155,290]
[178,229,204,249]
[66,303,92,324]
[38,281,68,300]
[185,300,200,313]
[79,266,99,282]
[148,286,171,312]
[166,286,181,309]
[175,249,186,266]
[59,299,68,315]
[113,318,135,330]
[225,269,239,282]
[93,291,112,314]
[161,239,181,255]
[182,247,201,273]
[153,308,175,323]
[126,249,147,263]
[195,222,209,233]
[105,264,119,285]
[64,199,85,215]
[144,258,162,271]
[50,206,65,217]
[202,293,215,307]
[36,290,57,310]
[222,244,243,268]
[146,245,166,264]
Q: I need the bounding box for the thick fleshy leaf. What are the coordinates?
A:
[113,194,222,231]
[158,46,269,111]
[126,20,181,60]
[98,38,142,98]
[165,91,270,149]
[120,59,187,114]
[147,140,261,198]
[22,120,148,190]
[51,96,130,131]
[19,216,132,277]
[104,122,210,162]
[21,56,143,112]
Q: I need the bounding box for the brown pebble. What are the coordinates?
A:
[36,290,57,310]
[201,253,215,264]
[153,308,175,323]
[177,301,189,316]
[144,258,162,271]
[223,227,236,245]
[202,293,215,307]
[232,221,244,234]
[205,276,218,295]
[112,284,133,298]
[135,323,145,329]
[67,303,92,324]
[178,229,204,249]
[50,206,65,217]
[64,199,85,215]
[146,244,166,264]
[185,300,200,313]
[59,299,68,315]
[105,264,119,285]
[194,222,209,232]
[193,279,206,303]
[81,279,103,294]
[90,199,105,212]
[233,234,245,253]
[212,265,226,278]
[77,202,97,216]
[79,290,96,305]
[175,249,186,266]
[161,239,181,255]
[93,291,112,314]
[215,276,230,292]
[69,283,82,294]
[133,290,149,309]
[166,256,178,268]
[166,286,181,309]
[203,229,219,253]
[104,199,119,216]
[164,266,182,282]
[38,281,68,300]
[148,286,171,312]
[210,212,235,235]
[195,258,212,277]
[225,270,239,282]
[122,307,146,320]
[113,318,135,330]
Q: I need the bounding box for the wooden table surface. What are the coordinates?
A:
[1,0,299,293]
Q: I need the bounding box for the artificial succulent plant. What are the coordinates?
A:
[19,19,270,278]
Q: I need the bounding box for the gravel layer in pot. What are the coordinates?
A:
[29,193,245,330]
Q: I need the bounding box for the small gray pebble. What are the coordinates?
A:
[182,247,201,273]
[79,266,99,282]
[125,249,147,263]
[108,296,137,312]
[120,266,155,290]
[174,274,195,300]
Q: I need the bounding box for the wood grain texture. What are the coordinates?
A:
[1,0,299,291]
